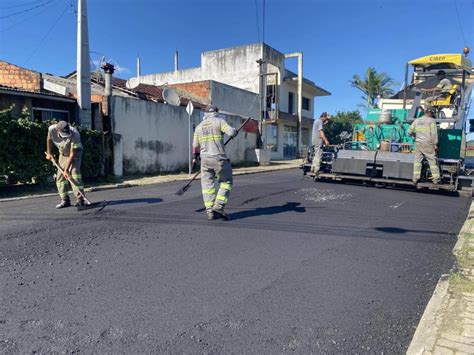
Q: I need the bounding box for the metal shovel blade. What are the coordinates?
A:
[175,185,190,196]
[77,201,108,212]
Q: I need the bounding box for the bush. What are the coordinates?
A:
[0,107,103,184]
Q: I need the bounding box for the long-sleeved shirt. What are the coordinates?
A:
[407,115,438,146]
[192,112,237,160]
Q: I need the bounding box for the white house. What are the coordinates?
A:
[131,43,331,159]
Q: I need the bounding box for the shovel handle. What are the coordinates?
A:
[45,152,91,204]
[176,117,253,196]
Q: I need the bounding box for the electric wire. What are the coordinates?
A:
[0,1,53,19]
[0,1,45,10]
[23,2,70,65]
[0,0,59,33]
[452,0,468,47]
[253,0,260,43]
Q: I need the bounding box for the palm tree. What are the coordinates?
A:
[351,67,396,109]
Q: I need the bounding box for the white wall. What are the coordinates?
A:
[201,44,262,93]
[279,81,315,118]
[223,115,258,162]
[111,96,256,174]
[139,67,202,87]
[137,43,287,95]
[111,96,198,174]
[209,81,259,119]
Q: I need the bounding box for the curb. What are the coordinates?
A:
[406,275,450,354]
[0,163,300,203]
[407,200,474,354]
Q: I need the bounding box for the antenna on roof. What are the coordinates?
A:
[162,88,181,106]
[126,77,139,89]
[174,50,179,71]
[137,56,141,82]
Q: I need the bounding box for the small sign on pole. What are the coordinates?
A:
[186,101,194,175]
[186,101,194,116]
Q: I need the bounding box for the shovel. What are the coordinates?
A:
[46,153,108,211]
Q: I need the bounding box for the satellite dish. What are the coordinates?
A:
[162,88,181,106]
[126,77,139,89]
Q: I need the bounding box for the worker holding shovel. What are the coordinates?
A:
[45,120,85,209]
[192,105,237,220]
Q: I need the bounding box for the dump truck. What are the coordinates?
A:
[303,52,474,194]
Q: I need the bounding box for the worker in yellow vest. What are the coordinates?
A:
[192,105,238,220]
[407,106,440,184]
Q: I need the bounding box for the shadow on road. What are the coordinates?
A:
[106,198,163,206]
[228,202,306,221]
[375,226,451,235]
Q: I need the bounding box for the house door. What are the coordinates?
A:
[283,125,297,158]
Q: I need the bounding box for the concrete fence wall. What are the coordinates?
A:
[111,96,257,176]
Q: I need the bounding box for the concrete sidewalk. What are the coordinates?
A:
[0,159,301,202]
[408,201,474,354]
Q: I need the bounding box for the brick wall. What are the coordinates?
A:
[0,61,41,92]
[169,81,210,101]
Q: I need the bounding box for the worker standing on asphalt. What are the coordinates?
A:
[192,105,237,220]
[45,120,85,208]
[311,112,331,175]
[407,105,441,184]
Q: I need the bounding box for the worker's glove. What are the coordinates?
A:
[192,154,200,171]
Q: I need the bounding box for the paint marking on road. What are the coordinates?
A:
[299,188,353,203]
[389,202,406,209]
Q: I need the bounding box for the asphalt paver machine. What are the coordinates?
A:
[303,53,474,194]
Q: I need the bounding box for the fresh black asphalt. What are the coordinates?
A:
[0,169,470,353]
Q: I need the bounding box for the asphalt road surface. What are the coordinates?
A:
[0,170,470,353]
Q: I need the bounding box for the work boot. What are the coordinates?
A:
[206,210,217,220]
[74,197,85,207]
[212,206,230,220]
[55,199,71,209]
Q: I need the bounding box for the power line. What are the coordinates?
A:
[452,0,468,47]
[23,2,70,65]
[0,1,45,10]
[0,1,53,19]
[254,0,260,43]
[0,0,59,33]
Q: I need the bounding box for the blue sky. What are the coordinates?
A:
[0,0,472,116]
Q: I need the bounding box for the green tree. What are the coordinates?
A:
[324,111,363,144]
[351,67,396,108]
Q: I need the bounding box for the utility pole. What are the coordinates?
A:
[77,0,91,128]
[256,58,265,149]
